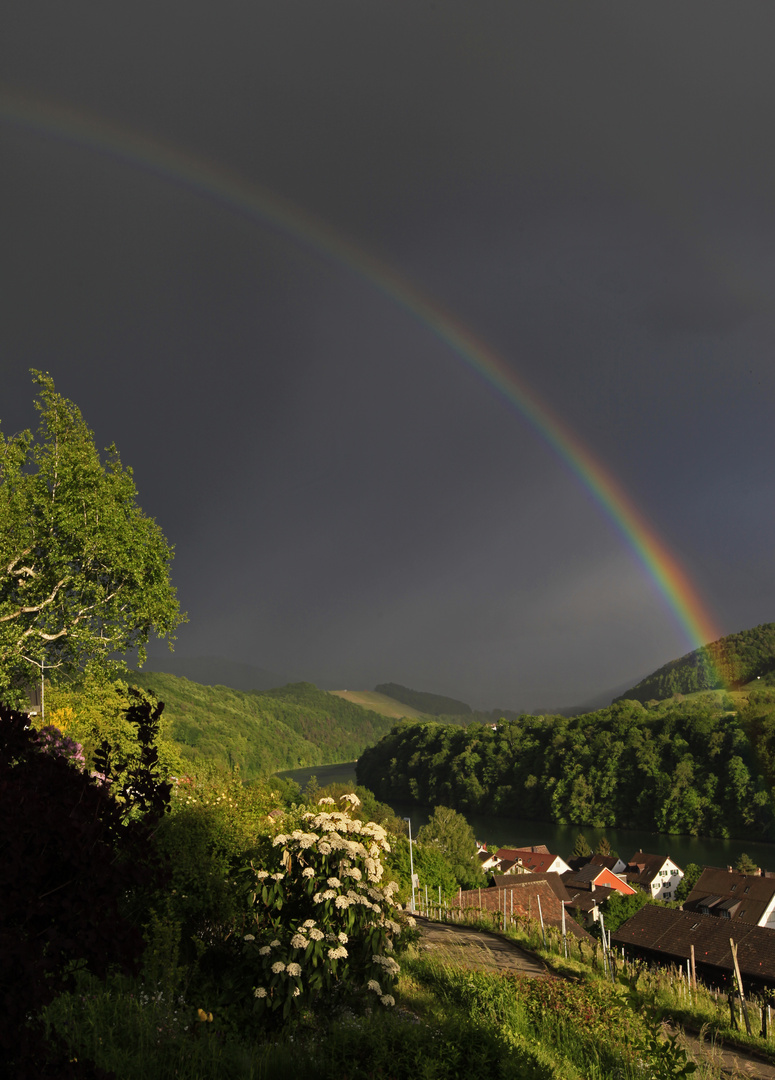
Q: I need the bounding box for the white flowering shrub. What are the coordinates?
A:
[239,795,412,1020]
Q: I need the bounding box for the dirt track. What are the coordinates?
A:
[414,916,548,977]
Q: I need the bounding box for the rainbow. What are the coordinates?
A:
[0,88,727,678]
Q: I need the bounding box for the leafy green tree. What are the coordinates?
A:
[674,863,702,904]
[736,852,759,874]
[572,832,592,859]
[596,836,614,857]
[416,805,483,888]
[601,890,651,934]
[0,372,184,704]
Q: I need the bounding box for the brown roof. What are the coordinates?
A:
[564,884,615,914]
[612,905,775,985]
[684,867,775,926]
[456,878,594,943]
[625,851,671,888]
[589,853,620,871]
[491,872,571,904]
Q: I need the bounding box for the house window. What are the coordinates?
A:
[671,869,678,876]
[721,910,730,918]
[731,884,737,891]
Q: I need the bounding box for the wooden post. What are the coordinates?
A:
[690,944,696,988]
[730,939,753,1036]
[536,894,547,948]
[562,901,567,958]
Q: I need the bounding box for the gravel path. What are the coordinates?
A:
[414,915,549,977]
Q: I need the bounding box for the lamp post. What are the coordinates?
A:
[404,816,416,913]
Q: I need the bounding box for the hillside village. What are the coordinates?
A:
[436,839,775,991]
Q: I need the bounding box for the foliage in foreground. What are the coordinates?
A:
[0,371,183,704]
[0,698,170,1078]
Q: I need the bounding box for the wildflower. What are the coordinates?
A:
[196,1008,213,1022]
[271,962,286,974]
[309,928,324,941]
[254,987,267,998]
[243,934,255,942]
[322,889,336,900]
[286,962,302,977]
[343,867,362,881]
[380,995,395,1007]
[317,796,335,804]
[271,872,284,881]
[291,934,307,949]
[335,895,351,909]
[272,834,289,846]
[318,841,332,855]
[338,932,348,944]
[255,870,269,880]
[327,946,348,960]
[302,919,316,929]
[293,987,301,997]
[326,877,342,888]
[367,980,382,994]
[340,792,361,807]
[302,867,315,877]
[259,946,272,956]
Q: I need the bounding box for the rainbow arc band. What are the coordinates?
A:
[0,88,726,682]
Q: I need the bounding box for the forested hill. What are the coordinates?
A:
[356,690,775,841]
[128,672,395,779]
[374,682,472,716]
[614,623,775,704]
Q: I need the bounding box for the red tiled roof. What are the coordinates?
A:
[496,848,562,874]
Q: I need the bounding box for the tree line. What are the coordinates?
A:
[357,694,775,840]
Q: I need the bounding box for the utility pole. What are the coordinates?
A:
[404,817,416,913]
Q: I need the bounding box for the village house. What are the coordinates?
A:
[612,905,775,992]
[588,851,628,875]
[558,864,636,926]
[625,851,683,901]
[495,846,571,877]
[683,867,775,928]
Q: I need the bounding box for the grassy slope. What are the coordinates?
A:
[329,689,425,719]
[128,672,396,779]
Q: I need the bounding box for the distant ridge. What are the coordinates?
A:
[614,622,775,704]
[374,682,472,716]
[137,655,295,692]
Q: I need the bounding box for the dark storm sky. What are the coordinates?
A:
[2,2,775,711]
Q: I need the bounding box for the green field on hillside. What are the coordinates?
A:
[329,689,424,719]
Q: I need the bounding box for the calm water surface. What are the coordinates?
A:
[276,761,775,871]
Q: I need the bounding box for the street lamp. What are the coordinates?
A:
[404,816,416,913]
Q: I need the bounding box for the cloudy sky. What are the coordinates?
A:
[2,2,774,711]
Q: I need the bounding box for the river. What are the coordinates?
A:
[276,761,775,871]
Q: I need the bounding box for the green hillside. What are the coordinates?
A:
[374,681,472,716]
[329,689,425,719]
[127,672,396,779]
[614,622,775,704]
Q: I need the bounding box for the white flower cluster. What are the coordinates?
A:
[371,954,400,976]
[249,804,408,1013]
